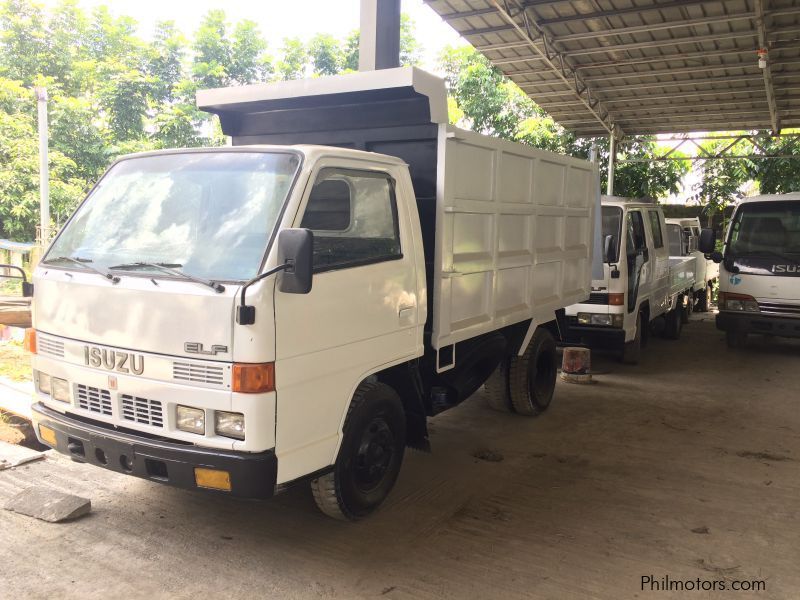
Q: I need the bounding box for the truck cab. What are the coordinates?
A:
[700,193,800,347]
[566,197,690,363]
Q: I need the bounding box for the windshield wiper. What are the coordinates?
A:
[732,250,800,266]
[109,262,225,293]
[43,255,120,284]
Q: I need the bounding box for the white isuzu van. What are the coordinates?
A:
[27,68,598,519]
[565,197,695,363]
[699,192,800,348]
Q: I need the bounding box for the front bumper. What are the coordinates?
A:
[564,318,626,346]
[31,402,277,499]
[716,312,800,339]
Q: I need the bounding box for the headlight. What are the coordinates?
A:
[721,293,759,313]
[578,313,622,327]
[51,377,70,403]
[37,372,52,395]
[215,411,245,440]
[176,405,205,435]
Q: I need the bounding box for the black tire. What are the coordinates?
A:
[697,284,711,312]
[621,312,643,365]
[310,382,406,521]
[484,360,513,412]
[725,330,747,349]
[664,307,683,340]
[508,329,557,417]
[682,295,691,323]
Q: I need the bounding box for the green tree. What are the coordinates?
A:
[308,33,342,76]
[230,20,271,84]
[750,133,800,194]
[399,14,422,66]
[45,0,90,96]
[278,37,307,81]
[342,30,359,71]
[0,0,49,85]
[192,10,231,89]
[148,21,185,101]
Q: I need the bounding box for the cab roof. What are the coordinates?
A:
[739,192,800,204]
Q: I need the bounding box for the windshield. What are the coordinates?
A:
[602,206,622,261]
[45,151,301,281]
[727,200,800,274]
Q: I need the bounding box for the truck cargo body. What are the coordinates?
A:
[28,68,597,518]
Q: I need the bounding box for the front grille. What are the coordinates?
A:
[38,337,65,358]
[584,293,608,305]
[76,385,112,416]
[757,301,800,317]
[121,395,164,427]
[173,362,225,386]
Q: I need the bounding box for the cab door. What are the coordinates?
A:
[646,209,671,315]
[273,160,420,483]
[624,210,648,313]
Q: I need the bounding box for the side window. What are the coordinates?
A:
[300,168,402,272]
[647,210,664,248]
[626,211,647,255]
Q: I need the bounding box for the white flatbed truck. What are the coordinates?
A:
[27,68,598,519]
[666,217,719,311]
[565,197,694,363]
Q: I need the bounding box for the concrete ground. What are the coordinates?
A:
[1,312,799,599]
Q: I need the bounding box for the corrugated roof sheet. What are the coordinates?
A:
[424,0,800,136]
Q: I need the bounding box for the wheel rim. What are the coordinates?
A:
[353,417,395,493]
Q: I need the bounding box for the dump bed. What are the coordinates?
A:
[198,67,598,351]
[433,126,597,349]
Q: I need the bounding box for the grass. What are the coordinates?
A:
[0,341,32,383]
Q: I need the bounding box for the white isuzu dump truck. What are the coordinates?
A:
[699,192,800,348]
[27,68,598,519]
[565,197,695,364]
[666,217,719,311]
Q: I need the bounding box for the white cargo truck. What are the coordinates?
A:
[565,197,695,363]
[699,193,800,348]
[27,68,598,520]
[666,217,719,311]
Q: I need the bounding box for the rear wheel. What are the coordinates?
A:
[697,284,711,312]
[310,382,406,521]
[621,312,644,365]
[725,330,747,349]
[664,306,683,340]
[508,329,557,417]
[484,360,513,412]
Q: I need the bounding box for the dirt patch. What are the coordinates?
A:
[0,411,46,451]
[736,451,793,462]
[471,448,504,462]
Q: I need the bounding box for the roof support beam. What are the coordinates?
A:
[486,0,618,136]
[755,0,781,133]
[536,0,710,26]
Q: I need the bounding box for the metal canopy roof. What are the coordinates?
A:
[424,0,800,137]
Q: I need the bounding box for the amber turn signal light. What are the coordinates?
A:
[232,362,275,393]
[194,467,232,491]
[23,329,37,354]
[608,293,625,306]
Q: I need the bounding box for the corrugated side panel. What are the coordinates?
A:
[432,124,597,350]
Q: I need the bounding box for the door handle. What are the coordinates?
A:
[398,305,415,317]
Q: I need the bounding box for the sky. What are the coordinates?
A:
[42,0,465,71]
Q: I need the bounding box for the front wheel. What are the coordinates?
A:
[310,382,406,521]
[697,284,712,312]
[621,312,644,364]
[664,306,683,340]
[725,330,747,349]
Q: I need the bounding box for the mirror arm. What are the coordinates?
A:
[236,262,292,325]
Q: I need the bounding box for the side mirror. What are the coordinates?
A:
[698,228,716,254]
[710,251,723,264]
[278,228,313,294]
[603,234,617,263]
